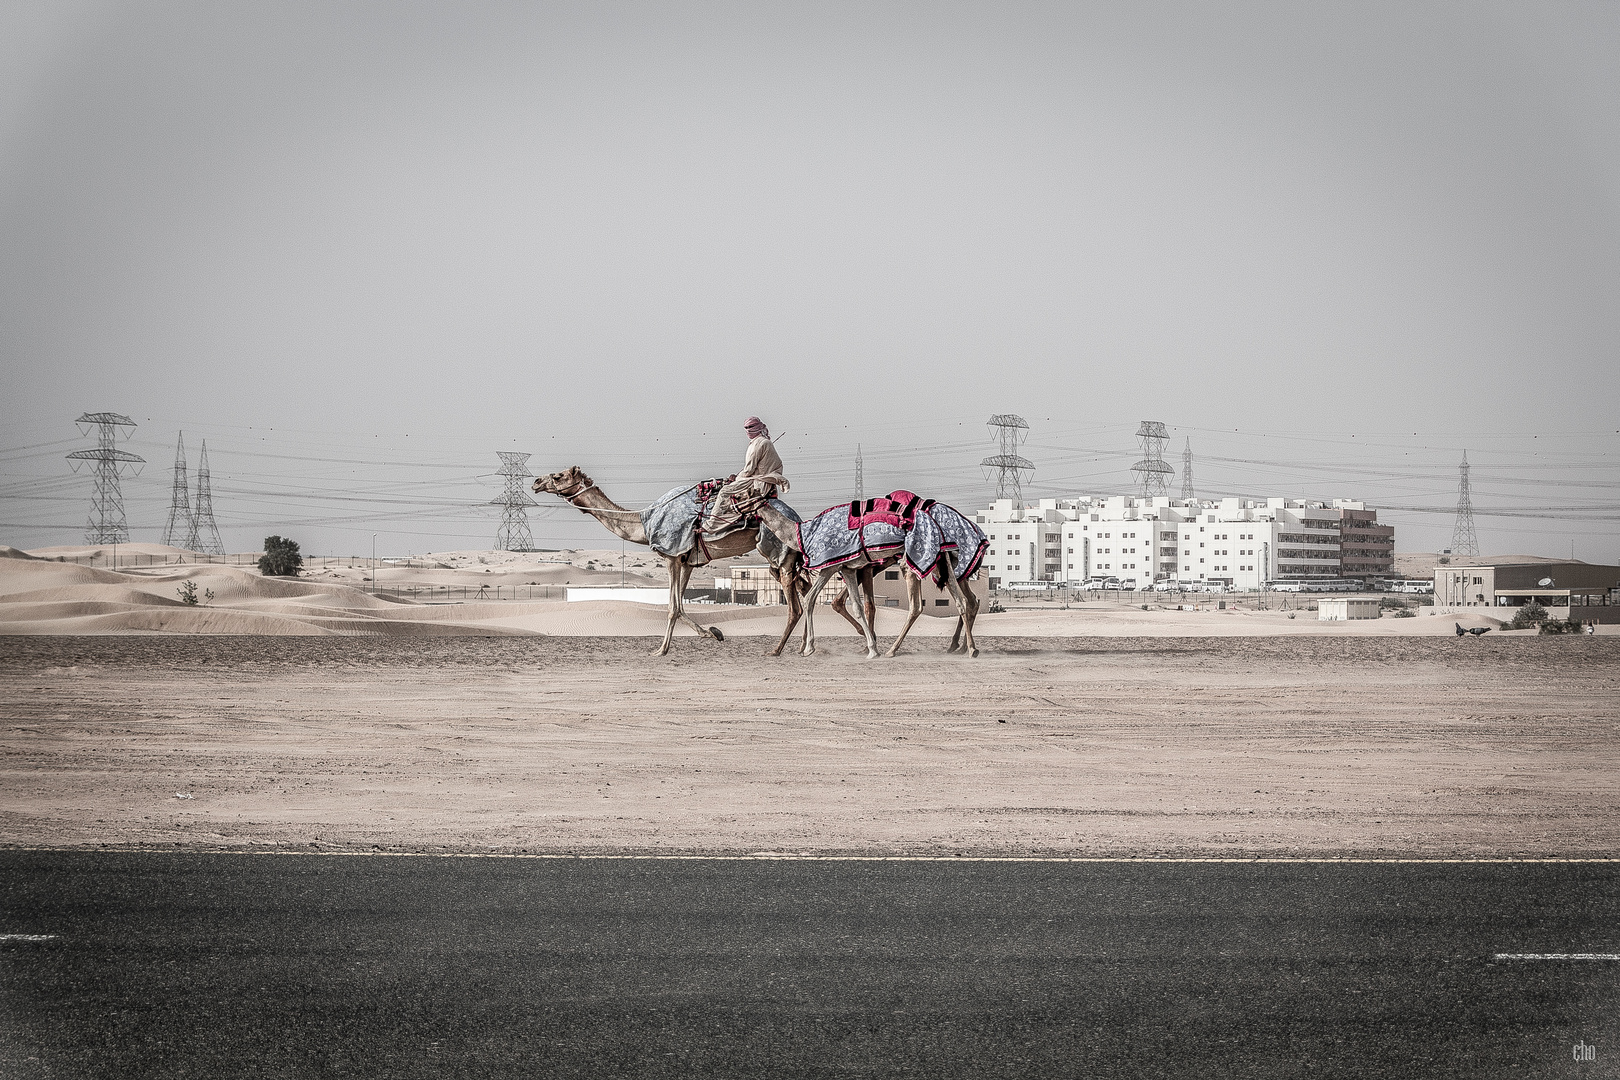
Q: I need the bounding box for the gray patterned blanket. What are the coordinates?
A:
[639,481,800,566]
[798,496,988,579]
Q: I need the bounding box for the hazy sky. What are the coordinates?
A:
[3,2,1617,560]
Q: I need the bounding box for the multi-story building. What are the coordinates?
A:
[972,496,1393,590]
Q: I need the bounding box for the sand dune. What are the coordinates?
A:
[0,542,1553,637]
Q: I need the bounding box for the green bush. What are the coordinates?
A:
[1538,618,1583,635]
[259,535,303,577]
[1389,608,1415,618]
[1509,603,1548,631]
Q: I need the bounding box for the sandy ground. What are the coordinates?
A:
[2,542,1570,638]
[3,635,1616,858]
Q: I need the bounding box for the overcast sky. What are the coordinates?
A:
[2,1,1616,560]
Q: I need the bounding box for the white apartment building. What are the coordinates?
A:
[973,496,1377,590]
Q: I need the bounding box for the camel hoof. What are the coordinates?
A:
[866,650,880,660]
[968,646,980,658]
[708,626,725,641]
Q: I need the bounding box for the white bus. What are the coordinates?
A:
[1266,578,1363,593]
[1389,580,1434,593]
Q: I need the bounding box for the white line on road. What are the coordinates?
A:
[1493,953,1620,961]
[0,934,57,942]
[5,848,1620,863]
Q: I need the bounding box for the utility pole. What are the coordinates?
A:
[1449,450,1479,556]
[1131,421,1174,500]
[855,443,864,503]
[493,452,537,551]
[161,432,193,548]
[981,415,1034,508]
[67,412,144,544]
[189,440,224,555]
[1180,437,1195,501]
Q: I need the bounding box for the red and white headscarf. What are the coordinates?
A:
[744,416,769,440]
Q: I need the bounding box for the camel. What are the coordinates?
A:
[826,560,979,655]
[531,467,806,657]
[751,499,980,659]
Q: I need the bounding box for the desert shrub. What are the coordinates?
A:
[1389,607,1415,618]
[1538,618,1582,635]
[176,581,215,606]
[1509,603,1548,631]
[259,535,303,576]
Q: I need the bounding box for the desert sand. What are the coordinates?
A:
[0,543,1552,637]
[4,544,1616,860]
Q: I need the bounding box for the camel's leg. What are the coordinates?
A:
[800,569,838,656]
[862,566,878,630]
[829,575,865,633]
[884,573,926,657]
[673,561,718,640]
[768,564,805,657]
[943,574,980,658]
[656,556,682,656]
[843,565,879,659]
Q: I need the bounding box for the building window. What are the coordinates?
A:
[884,571,899,580]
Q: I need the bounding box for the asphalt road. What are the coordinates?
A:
[2,853,1616,1079]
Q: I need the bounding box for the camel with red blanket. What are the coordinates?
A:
[752,491,986,659]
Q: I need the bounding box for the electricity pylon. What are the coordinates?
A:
[66,412,144,544]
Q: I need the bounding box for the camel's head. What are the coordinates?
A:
[532,466,593,499]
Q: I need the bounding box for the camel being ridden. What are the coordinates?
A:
[751,499,981,659]
[532,467,806,657]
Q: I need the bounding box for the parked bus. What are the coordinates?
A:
[1389,580,1434,594]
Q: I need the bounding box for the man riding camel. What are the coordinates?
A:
[702,416,790,534]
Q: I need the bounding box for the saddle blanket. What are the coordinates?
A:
[799,494,988,580]
[640,480,800,565]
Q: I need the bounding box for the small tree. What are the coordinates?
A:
[259,535,303,577]
[1509,602,1548,631]
[176,581,214,606]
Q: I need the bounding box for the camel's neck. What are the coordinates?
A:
[565,486,649,545]
[752,500,803,553]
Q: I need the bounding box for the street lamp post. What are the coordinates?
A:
[372,534,377,596]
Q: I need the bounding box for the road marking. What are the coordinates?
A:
[4,848,1618,864]
[1493,953,1620,961]
[0,934,57,942]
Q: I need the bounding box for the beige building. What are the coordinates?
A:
[1434,560,1620,623]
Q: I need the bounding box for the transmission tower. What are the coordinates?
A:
[66,412,144,544]
[1131,420,1175,499]
[161,432,193,548]
[981,414,1034,506]
[855,443,864,502]
[493,451,537,551]
[189,440,225,555]
[1180,437,1195,501]
[1449,450,1479,556]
